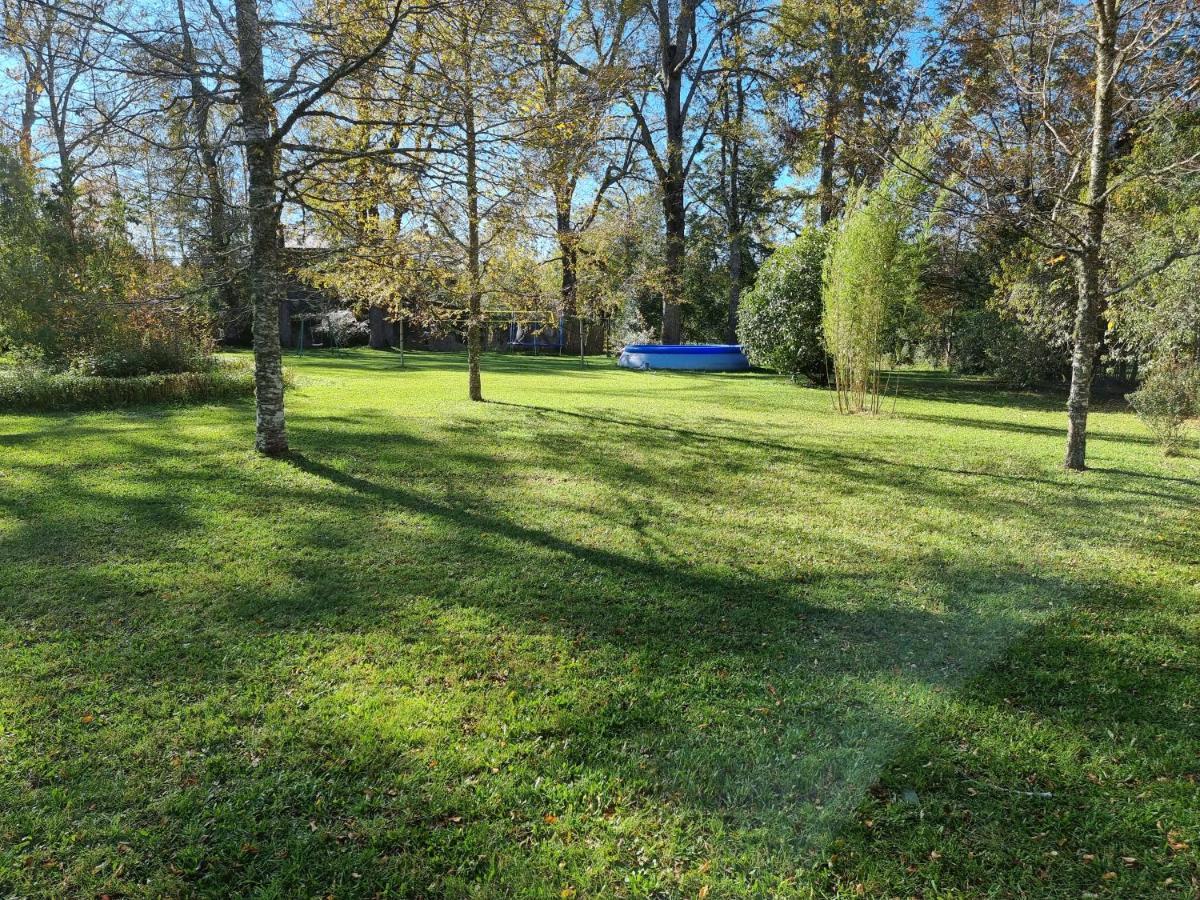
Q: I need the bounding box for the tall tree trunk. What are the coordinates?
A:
[234,0,288,455]
[726,236,743,344]
[368,305,390,349]
[721,132,743,344]
[661,68,686,344]
[818,74,840,226]
[557,192,580,348]
[556,196,576,312]
[722,36,746,345]
[177,0,240,341]
[1064,8,1115,471]
[465,96,483,401]
[44,89,76,239]
[19,63,38,170]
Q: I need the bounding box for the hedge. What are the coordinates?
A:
[0,365,257,412]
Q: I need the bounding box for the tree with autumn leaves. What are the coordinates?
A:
[5,0,1200,471]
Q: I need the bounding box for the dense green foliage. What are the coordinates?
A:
[950,306,1067,387]
[736,226,829,381]
[0,149,213,377]
[2,351,1197,897]
[1108,114,1200,369]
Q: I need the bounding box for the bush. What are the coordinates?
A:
[736,227,829,383]
[65,303,217,377]
[823,121,943,414]
[949,307,1066,388]
[0,361,256,412]
[316,309,368,348]
[0,147,216,376]
[1126,363,1200,455]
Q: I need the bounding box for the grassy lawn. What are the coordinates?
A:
[1,349,1197,898]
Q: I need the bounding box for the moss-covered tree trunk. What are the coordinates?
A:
[465,94,483,402]
[234,0,287,455]
[1064,7,1115,471]
[661,72,686,346]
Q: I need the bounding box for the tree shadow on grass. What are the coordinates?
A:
[488,400,1196,509]
[891,370,1067,412]
[1,396,1197,895]
[822,583,1200,897]
[902,410,1159,447]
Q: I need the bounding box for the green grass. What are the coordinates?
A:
[1,350,1197,898]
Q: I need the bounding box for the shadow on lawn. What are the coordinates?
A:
[901,409,1159,447]
[265,446,1085,851]
[0,398,1197,894]
[488,400,1193,507]
[891,370,1066,411]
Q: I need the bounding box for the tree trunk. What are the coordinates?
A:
[556,193,581,349]
[722,113,743,344]
[661,69,686,344]
[234,0,288,455]
[368,305,391,349]
[1064,10,1115,471]
[556,200,577,313]
[818,76,839,227]
[726,237,743,344]
[45,91,76,239]
[465,95,483,401]
[19,66,38,170]
[177,0,241,341]
[722,40,746,345]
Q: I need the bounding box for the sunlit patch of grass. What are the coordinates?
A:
[0,350,1197,897]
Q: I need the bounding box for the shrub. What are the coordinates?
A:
[65,302,217,377]
[316,309,368,348]
[737,227,829,383]
[1126,363,1200,455]
[0,360,257,412]
[823,120,943,414]
[950,307,1066,387]
[0,147,215,376]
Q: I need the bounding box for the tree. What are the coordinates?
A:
[408,0,527,401]
[707,0,776,341]
[2,0,131,237]
[518,0,635,348]
[933,0,1200,469]
[46,0,423,451]
[171,0,241,339]
[228,0,416,451]
[1106,112,1200,370]
[621,0,721,343]
[769,0,916,226]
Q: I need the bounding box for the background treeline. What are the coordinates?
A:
[0,0,1197,465]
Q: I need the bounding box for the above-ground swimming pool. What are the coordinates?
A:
[618,344,751,372]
